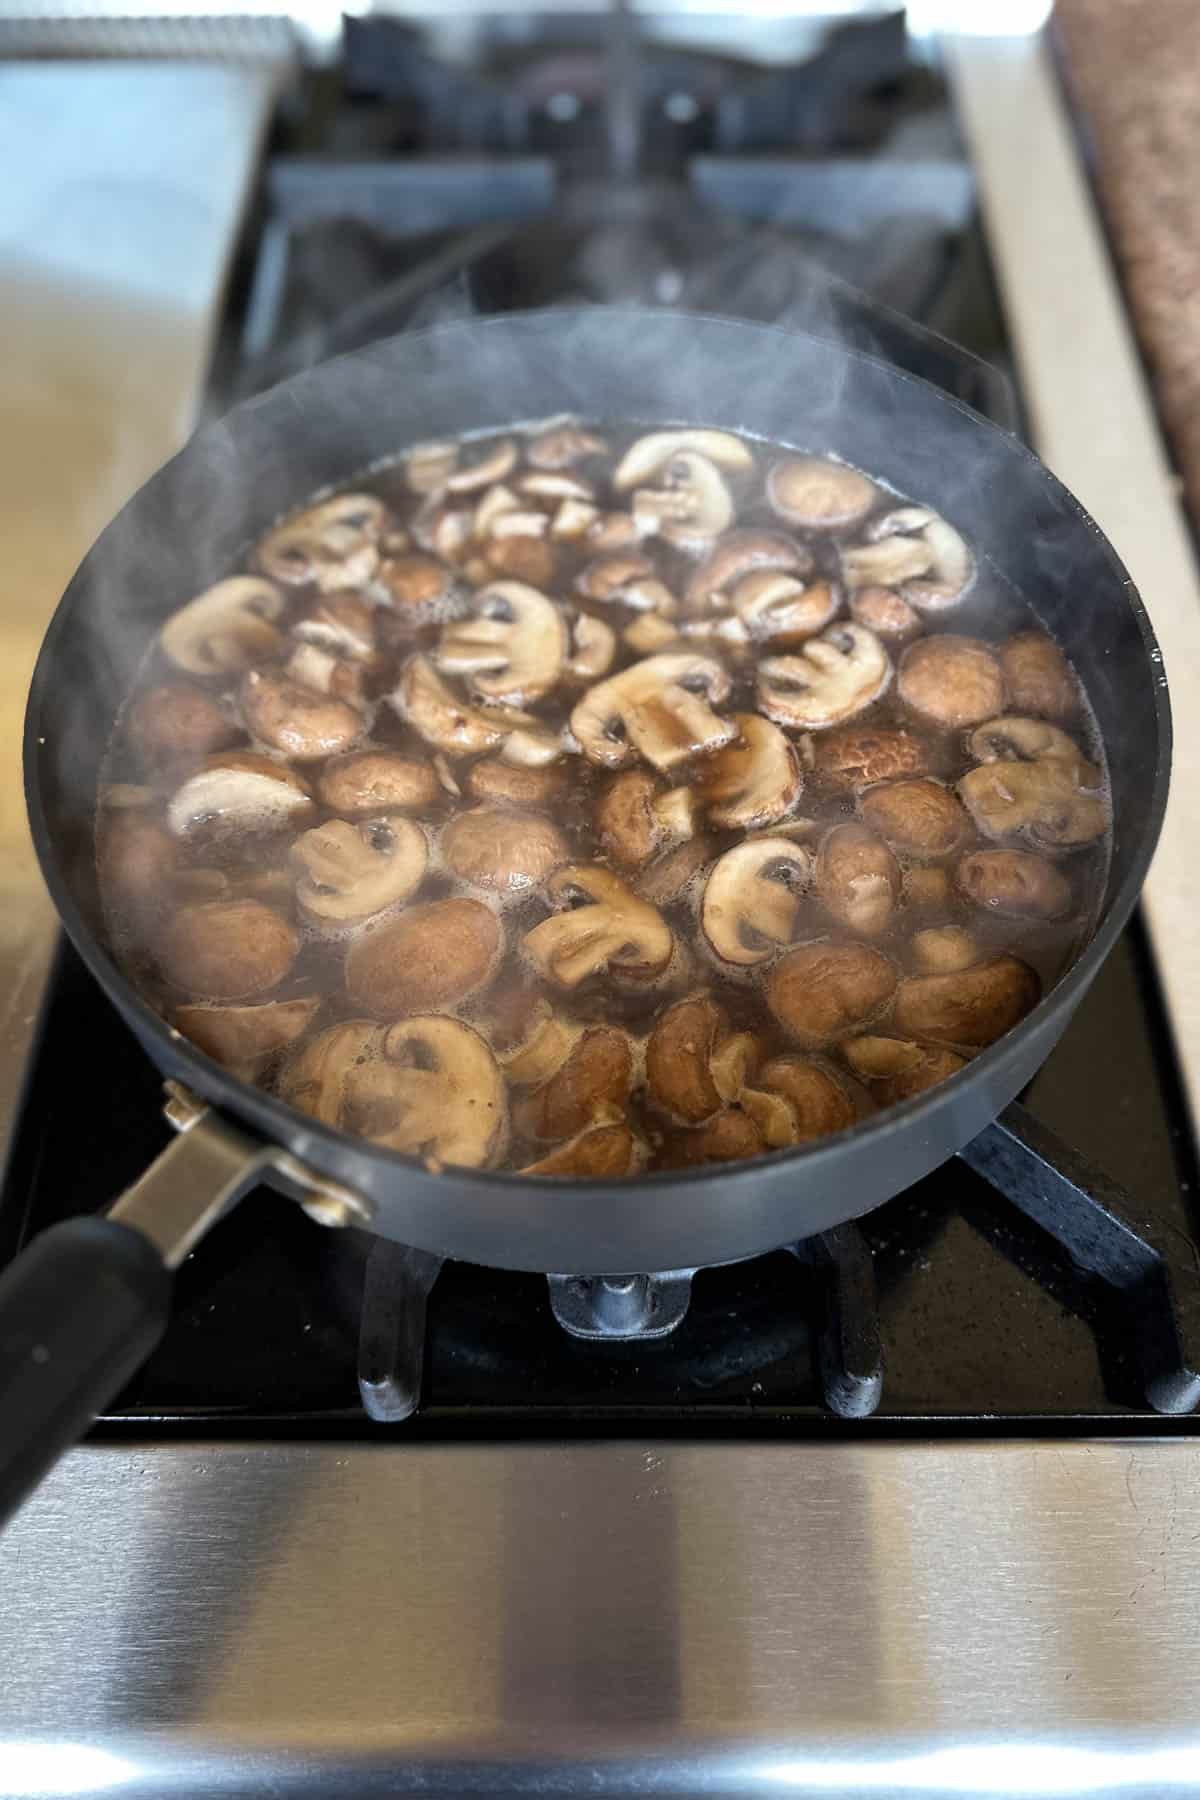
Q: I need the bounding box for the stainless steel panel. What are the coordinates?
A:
[4,1440,1200,1794]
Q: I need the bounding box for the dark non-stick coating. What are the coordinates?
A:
[24,309,1170,1273]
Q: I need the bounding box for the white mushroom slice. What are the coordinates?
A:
[293,592,375,661]
[730,571,840,645]
[570,653,735,773]
[445,438,517,494]
[412,497,473,562]
[256,495,385,593]
[167,752,313,838]
[290,816,427,927]
[487,706,565,767]
[684,529,810,614]
[632,453,734,551]
[284,643,366,708]
[472,484,522,538]
[496,1001,579,1087]
[577,553,676,614]
[701,839,814,967]
[345,1017,509,1169]
[968,716,1094,773]
[160,577,285,676]
[550,497,601,540]
[436,581,567,705]
[527,422,608,469]
[524,865,673,988]
[565,613,617,682]
[841,507,974,610]
[404,441,459,493]
[489,509,550,540]
[176,995,320,1076]
[766,457,878,530]
[614,429,754,490]
[519,471,595,504]
[279,1021,382,1129]
[697,714,803,830]
[757,623,892,731]
[390,655,506,757]
[625,614,682,656]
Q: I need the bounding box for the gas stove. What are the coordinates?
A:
[7,7,1200,1794]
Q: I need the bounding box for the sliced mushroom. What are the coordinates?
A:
[730,571,840,647]
[625,614,682,656]
[99,812,177,915]
[256,494,385,593]
[523,865,673,987]
[894,955,1040,1049]
[905,865,952,911]
[570,652,734,773]
[842,507,975,610]
[377,553,462,625]
[444,438,517,494]
[637,835,717,908]
[436,580,567,704]
[967,715,1094,774]
[291,816,428,928]
[471,484,523,537]
[898,635,1004,730]
[958,760,1108,849]
[318,750,439,816]
[813,725,935,791]
[910,926,981,974]
[523,1122,645,1177]
[527,422,608,470]
[344,897,501,1018]
[632,452,735,551]
[767,457,877,530]
[283,642,367,709]
[294,591,377,662]
[167,750,314,839]
[614,429,754,490]
[158,899,299,1002]
[126,684,240,762]
[696,713,802,831]
[517,1027,633,1142]
[484,533,557,588]
[490,994,579,1088]
[160,577,285,676]
[860,778,972,859]
[701,838,813,968]
[594,769,696,869]
[486,704,564,767]
[666,1108,764,1167]
[758,623,891,731]
[389,654,506,757]
[997,631,1078,718]
[564,612,617,682]
[175,996,320,1076]
[441,807,568,895]
[684,529,810,613]
[956,848,1072,919]
[519,470,596,506]
[550,498,601,541]
[411,496,474,563]
[576,552,675,613]
[816,824,901,937]
[751,1056,857,1142]
[278,1020,382,1128]
[240,668,366,760]
[848,585,922,639]
[403,440,459,493]
[841,1036,966,1105]
[465,758,566,809]
[343,1017,508,1169]
[767,941,897,1047]
[645,995,758,1124]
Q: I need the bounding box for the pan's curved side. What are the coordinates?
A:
[23,308,1171,1274]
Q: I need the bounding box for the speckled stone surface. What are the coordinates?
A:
[1056,0,1200,520]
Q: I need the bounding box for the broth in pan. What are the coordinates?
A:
[98,422,1111,1176]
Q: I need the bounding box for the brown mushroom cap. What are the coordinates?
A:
[377,553,460,623]
[696,713,803,831]
[848,585,922,639]
[159,899,299,1001]
[998,631,1078,718]
[465,758,566,809]
[523,1122,644,1177]
[815,824,901,937]
[126,684,240,762]
[767,941,897,1047]
[755,1056,857,1140]
[517,1027,633,1141]
[637,835,718,908]
[345,897,501,1018]
[910,926,980,974]
[842,1035,966,1104]
[524,864,673,987]
[860,778,973,859]
[813,725,935,791]
[255,494,384,593]
[240,669,365,760]
[667,1108,764,1167]
[160,577,285,676]
[645,995,757,1124]
[175,996,320,1074]
[766,456,877,530]
[441,807,568,894]
[294,591,377,661]
[898,636,1005,730]
[485,534,557,588]
[595,769,663,868]
[318,750,439,815]
[956,848,1072,919]
[904,865,952,911]
[684,529,809,613]
[99,812,177,913]
[893,955,1040,1049]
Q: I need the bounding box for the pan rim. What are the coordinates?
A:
[22,305,1172,1212]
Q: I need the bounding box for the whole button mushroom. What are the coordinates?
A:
[318,750,439,817]
[441,807,569,896]
[160,577,285,677]
[757,623,892,731]
[126,683,240,762]
[842,1035,966,1104]
[291,817,428,929]
[893,955,1040,1049]
[517,1027,634,1142]
[240,669,366,760]
[860,778,972,859]
[766,456,878,530]
[524,865,673,987]
[645,995,759,1125]
[956,848,1072,919]
[701,839,814,968]
[345,897,501,1018]
[159,899,299,1002]
[813,725,935,791]
[767,941,897,1047]
[342,1017,509,1169]
[898,635,1005,730]
[815,824,901,937]
[695,713,803,831]
[998,631,1078,718]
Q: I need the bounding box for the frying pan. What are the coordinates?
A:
[0,307,1170,1521]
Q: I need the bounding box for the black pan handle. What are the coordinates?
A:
[0,1094,274,1530]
